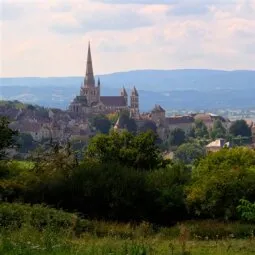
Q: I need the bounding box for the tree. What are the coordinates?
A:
[85,130,164,170]
[210,120,226,139]
[0,116,18,159]
[106,112,119,125]
[186,147,255,219]
[174,143,205,165]
[145,163,190,224]
[229,120,252,137]
[194,120,209,138]
[237,199,255,223]
[118,111,137,133]
[168,128,186,146]
[16,133,34,153]
[90,114,112,134]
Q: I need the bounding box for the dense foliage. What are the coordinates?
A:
[187,147,255,220]
[0,115,255,226]
[237,199,255,223]
[0,117,18,159]
[86,130,165,170]
[89,114,112,134]
[229,119,252,138]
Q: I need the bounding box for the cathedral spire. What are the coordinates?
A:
[84,41,95,87]
[132,86,138,96]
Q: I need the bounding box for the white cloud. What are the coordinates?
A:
[1,0,255,77]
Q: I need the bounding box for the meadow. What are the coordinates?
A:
[1,122,255,255]
[1,223,255,255]
[1,203,255,255]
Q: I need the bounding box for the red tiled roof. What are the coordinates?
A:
[194,114,212,122]
[100,96,126,107]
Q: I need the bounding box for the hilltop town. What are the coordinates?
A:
[1,43,255,159]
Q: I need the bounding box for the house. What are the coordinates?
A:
[194,113,230,129]
[206,138,231,153]
[166,115,194,132]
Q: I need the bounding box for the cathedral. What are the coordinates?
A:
[69,42,139,116]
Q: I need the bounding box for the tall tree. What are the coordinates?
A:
[174,143,205,165]
[118,111,137,133]
[85,130,164,170]
[229,120,252,137]
[0,116,18,159]
[90,114,112,134]
[187,147,255,219]
[210,120,226,139]
[168,128,186,146]
[194,120,209,138]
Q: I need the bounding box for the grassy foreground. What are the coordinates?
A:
[1,225,255,255]
[1,203,255,254]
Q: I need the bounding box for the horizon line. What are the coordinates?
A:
[1,68,255,79]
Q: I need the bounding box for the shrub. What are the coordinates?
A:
[0,203,77,232]
[237,199,255,223]
[186,147,255,219]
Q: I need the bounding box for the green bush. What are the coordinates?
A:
[237,199,255,223]
[0,203,77,232]
[187,147,255,219]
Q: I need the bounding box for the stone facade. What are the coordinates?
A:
[138,104,230,140]
[69,42,139,116]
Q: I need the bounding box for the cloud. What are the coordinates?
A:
[50,3,153,34]
[0,1,24,20]
[169,4,210,16]
[97,40,127,52]
[93,0,177,4]
[49,2,73,12]
[1,0,255,77]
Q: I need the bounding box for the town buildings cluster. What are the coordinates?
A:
[1,42,255,155]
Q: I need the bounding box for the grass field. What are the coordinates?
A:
[1,203,255,255]
[1,224,255,255]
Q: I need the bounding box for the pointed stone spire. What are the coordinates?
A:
[132,86,138,96]
[121,86,127,96]
[84,41,95,87]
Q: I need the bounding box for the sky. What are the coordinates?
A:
[0,0,255,77]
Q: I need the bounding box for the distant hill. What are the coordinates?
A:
[1,69,255,91]
[1,69,255,110]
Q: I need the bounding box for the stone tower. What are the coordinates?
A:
[80,42,100,106]
[130,86,139,117]
[120,87,128,106]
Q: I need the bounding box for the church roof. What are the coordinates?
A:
[100,96,127,107]
[73,96,88,106]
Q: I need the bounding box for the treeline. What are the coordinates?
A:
[1,124,255,225]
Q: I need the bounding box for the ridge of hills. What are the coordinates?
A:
[0,69,255,110]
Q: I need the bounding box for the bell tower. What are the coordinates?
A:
[130,86,139,117]
[121,87,128,106]
[80,42,100,106]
